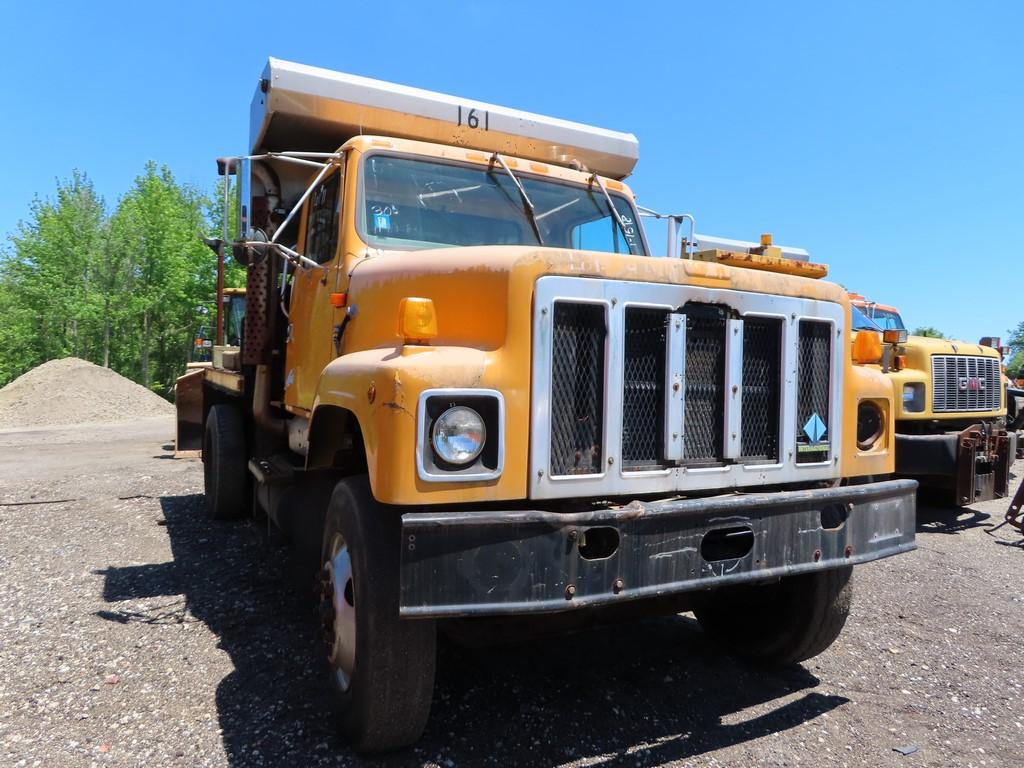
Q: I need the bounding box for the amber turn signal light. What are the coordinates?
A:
[853,330,883,364]
[398,297,437,344]
[329,292,347,308]
[882,329,908,344]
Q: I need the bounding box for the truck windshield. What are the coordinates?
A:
[867,307,906,331]
[360,154,646,255]
[852,305,881,331]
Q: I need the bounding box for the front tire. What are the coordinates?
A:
[694,566,853,665]
[203,404,247,520]
[317,476,436,753]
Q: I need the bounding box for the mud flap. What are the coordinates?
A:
[174,368,206,456]
[955,425,1010,506]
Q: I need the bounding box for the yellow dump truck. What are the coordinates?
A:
[849,295,1012,505]
[176,58,916,752]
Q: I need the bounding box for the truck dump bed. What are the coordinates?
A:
[250,58,639,180]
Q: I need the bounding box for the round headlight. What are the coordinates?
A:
[431,406,486,465]
[856,401,884,450]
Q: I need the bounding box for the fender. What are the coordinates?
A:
[843,363,896,478]
[307,345,529,505]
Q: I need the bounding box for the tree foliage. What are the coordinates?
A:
[0,164,240,395]
[1005,321,1024,379]
[911,326,946,339]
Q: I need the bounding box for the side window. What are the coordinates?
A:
[305,171,342,264]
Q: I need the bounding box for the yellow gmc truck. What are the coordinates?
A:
[176,59,916,752]
[849,295,1012,505]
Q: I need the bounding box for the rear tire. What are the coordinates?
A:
[695,566,853,665]
[203,404,247,520]
[317,476,436,753]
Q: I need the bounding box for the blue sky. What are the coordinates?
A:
[4,1,1021,343]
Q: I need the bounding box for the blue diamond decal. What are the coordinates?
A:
[803,413,827,443]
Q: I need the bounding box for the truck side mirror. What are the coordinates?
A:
[203,236,224,256]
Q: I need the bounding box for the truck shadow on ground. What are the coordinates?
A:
[915,490,993,535]
[97,493,849,768]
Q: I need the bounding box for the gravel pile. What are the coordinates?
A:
[0,358,174,429]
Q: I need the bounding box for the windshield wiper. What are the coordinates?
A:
[589,173,632,252]
[489,153,544,246]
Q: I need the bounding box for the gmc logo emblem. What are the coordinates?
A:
[958,377,985,392]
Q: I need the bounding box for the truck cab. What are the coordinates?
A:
[177,58,917,753]
[849,293,1011,505]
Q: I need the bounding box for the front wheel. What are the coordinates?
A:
[317,476,436,753]
[202,404,247,520]
[694,566,853,665]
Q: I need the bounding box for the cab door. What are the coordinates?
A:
[284,166,344,411]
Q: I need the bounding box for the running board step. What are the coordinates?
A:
[248,456,296,485]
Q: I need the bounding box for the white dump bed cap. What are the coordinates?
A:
[250,58,639,180]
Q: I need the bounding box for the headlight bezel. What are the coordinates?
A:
[856,399,886,451]
[416,389,504,482]
[902,382,926,413]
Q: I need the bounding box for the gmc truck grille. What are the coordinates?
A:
[534,277,844,500]
[931,355,1001,413]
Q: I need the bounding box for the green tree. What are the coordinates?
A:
[206,176,247,291]
[1005,321,1024,379]
[912,326,946,339]
[0,171,111,383]
[0,163,245,393]
[107,162,215,392]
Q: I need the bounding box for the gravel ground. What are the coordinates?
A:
[1,417,1022,767]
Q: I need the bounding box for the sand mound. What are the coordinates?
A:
[0,357,174,429]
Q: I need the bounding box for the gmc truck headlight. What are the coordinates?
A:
[856,401,885,450]
[431,406,486,465]
[902,383,925,413]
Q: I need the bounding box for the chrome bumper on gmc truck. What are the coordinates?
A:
[399,478,917,617]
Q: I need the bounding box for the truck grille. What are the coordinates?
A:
[683,304,728,465]
[741,317,783,462]
[796,321,833,464]
[549,302,606,475]
[931,355,1001,413]
[535,278,844,497]
[548,301,826,472]
[622,308,668,470]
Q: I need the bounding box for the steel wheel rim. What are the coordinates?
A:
[323,532,356,691]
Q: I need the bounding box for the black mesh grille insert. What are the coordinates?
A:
[741,317,782,462]
[550,302,605,475]
[683,303,727,465]
[622,308,668,470]
[796,320,832,464]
